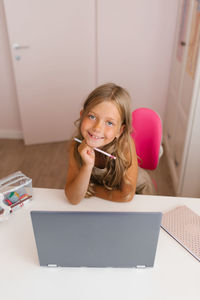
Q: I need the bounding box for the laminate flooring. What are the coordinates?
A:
[0,139,175,196]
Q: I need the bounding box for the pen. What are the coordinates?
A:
[74,138,116,160]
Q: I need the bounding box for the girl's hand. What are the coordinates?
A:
[78,140,95,168]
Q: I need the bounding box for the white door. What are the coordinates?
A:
[4,0,95,144]
[173,0,197,178]
[164,0,200,192]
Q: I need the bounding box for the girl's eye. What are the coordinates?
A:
[107,121,113,126]
[88,114,96,120]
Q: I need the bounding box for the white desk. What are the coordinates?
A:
[1,188,200,300]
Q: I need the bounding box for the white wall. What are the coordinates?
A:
[98,0,179,117]
[0,0,179,140]
[0,0,22,138]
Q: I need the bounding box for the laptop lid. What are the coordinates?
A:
[30,211,162,268]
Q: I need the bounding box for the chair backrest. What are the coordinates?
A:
[131,108,162,170]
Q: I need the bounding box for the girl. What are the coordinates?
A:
[65,83,138,204]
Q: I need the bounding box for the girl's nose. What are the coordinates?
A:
[93,120,102,132]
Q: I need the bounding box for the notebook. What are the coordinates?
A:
[30,211,162,268]
[161,205,200,261]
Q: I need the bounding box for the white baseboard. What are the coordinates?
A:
[0,129,23,139]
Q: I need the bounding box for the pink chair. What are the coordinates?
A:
[131,108,162,170]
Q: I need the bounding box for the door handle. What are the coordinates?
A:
[13,43,30,50]
[180,41,186,46]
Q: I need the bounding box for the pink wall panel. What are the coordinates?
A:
[97,0,179,119]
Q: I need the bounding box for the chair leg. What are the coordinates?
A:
[159,144,163,158]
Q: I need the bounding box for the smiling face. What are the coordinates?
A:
[80,101,124,148]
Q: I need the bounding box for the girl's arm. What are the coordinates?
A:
[94,139,138,202]
[65,140,94,205]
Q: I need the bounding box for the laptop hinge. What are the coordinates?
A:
[136,265,146,268]
[47,264,58,267]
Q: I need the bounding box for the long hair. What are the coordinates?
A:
[74,83,134,197]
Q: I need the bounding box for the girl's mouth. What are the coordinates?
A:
[88,132,104,140]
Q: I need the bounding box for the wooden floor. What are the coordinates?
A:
[0,139,175,196]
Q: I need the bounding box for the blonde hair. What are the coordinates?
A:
[74,83,134,198]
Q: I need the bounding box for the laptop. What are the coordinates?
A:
[30,211,162,268]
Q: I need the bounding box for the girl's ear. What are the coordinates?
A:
[116,124,125,138]
[80,110,83,117]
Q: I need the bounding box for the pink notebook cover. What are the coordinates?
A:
[161,205,200,261]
